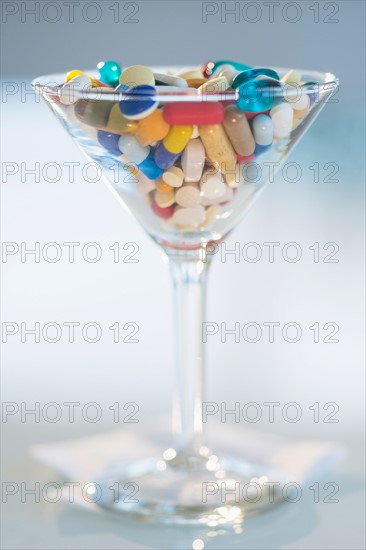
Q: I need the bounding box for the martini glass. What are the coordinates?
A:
[33,66,337,524]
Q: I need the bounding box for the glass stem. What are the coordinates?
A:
[167,250,212,455]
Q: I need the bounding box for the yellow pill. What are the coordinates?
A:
[106,104,138,135]
[66,70,84,82]
[186,78,209,88]
[163,126,193,154]
[198,124,237,183]
[177,69,204,79]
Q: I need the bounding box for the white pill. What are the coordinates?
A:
[252,114,273,146]
[201,185,233,206]
[118,135,150,164]
[175,183,201,208]
[190,126,200,139]
[59,75,91,105]
[162,167,184,188]
[213,64,239,84]
[204,205,222,223]
[200,171,226,200]
[154,72,188,87]
[181,139,205,182]
[172,205,206,228]
[270,103,294,139]
[155,189,176,208]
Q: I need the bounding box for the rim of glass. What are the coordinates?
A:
[32,66,338,103]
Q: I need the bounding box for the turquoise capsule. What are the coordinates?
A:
[203,60,252,78]
[232,68,280,89]
[97,60,122,88]
[236,78,283,113]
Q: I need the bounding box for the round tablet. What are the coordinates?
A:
[162,166,184,188]
[119,65,155,87]
[172,205,205,228]
[119,85,158,120]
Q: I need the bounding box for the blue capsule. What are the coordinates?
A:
[138,153,163,180]
[154,143,181,169]
[254,143,272,157]
[97,130,121,156]
[236,78,283,113]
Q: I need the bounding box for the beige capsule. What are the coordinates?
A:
[177,69,204,79]
[74,99,112,129]
[222,105,255,156]
[175,183,201,208]
[106,104,138,135]
[198,124,237,184]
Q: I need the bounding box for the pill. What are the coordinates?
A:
[134,109,170,146]
[155,188,176,208]
[153,72,187,87]
[60,75,92,105]
[200,171,226,200]
[232,68,280,89]
[198,124,237,182]
[222,105,255,156]
[201,185,233,206]
[237,153,255,164]
[154,144,181,169]
[181,139,205,182]
[191,126,200,139]
[163,103,224,125]
[106,104,138,134]
[118,135,150,164]
[172,205,205,228]
[156,179,174,193]
[286,88,310,110]
[186,78,209,88]
[163,125,193,154]
[138,153,163,180]
[270,103,293,138]
[177,69,204,79]
[119,85,158,120]
[162,166,184,188]
[212,64,239,84]
[152,201,175,220]
[281,69,302,84]
[204,205,222,223]
[119,65,155,87]
[97,130,121,155]
[198,76,229,95]
[97,60,122,88]
[252,114,273,146]
[175,183,201,208]
[254,143,272,156]
[74,99,113,129]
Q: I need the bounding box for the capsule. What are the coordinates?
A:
[134,109,170,147]
[106,104,138,135]
[252,114,273,146]
[59,75,92,105]
[270,103,293,139]
[197,76,229,95]
[118,135,150,164]
[74,99,113,129]
[198,124,237,183]
[151,202,175,220]
[222,105,255,157]
[154,143,181,169]
[97,130,121,156]
[163,125,193,154]
[163,103,224,125]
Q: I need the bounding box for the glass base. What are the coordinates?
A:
[94,447,289,525]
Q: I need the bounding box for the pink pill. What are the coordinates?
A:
[151,201,174,219]
[163,103,224,125]
[244,110,270,119]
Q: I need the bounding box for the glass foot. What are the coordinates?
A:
[94,447,289,524]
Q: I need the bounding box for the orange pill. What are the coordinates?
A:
[155,179,174,193]
[135,109,170,147]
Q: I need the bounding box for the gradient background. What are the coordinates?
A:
[1,1,365,549]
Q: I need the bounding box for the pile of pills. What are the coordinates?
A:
[58,61,316,230]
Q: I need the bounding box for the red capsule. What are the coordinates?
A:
[163,103,224,125]
[151,201,174,219]
[237,153,255,164]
